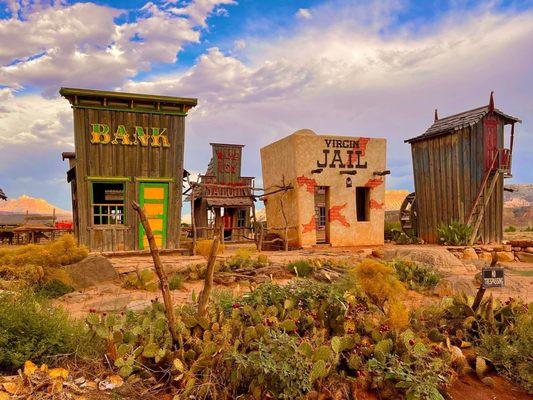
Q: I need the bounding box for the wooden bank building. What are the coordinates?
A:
[61,88,197,252]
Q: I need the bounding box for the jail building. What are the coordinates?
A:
[261,129,387,248]
[61,87,197,252]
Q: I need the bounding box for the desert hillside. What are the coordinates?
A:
[0,195,71,218]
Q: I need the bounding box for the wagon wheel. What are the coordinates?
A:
[399,192,418,238]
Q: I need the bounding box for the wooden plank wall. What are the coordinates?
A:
[73,108,185,251]
[411,117,504,243]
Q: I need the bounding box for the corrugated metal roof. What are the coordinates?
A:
[406,106,521,144]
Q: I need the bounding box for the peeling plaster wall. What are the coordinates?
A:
[261,129,386,248]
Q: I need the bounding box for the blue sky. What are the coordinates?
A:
[0,0,532,214]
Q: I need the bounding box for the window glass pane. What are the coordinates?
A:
[92,182,125,225]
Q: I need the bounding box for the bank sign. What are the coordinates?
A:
[89,123,170,147]
[316,138,368,169]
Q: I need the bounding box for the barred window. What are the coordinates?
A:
[92,182,125,225]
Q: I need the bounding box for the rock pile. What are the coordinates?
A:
[447,240,533,263]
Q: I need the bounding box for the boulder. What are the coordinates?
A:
[496,252,515,262]
[462,248,478,260]
[382,246,464,274]
[65,254,119,289]
[479,252,493,262]
[516,251,533,263]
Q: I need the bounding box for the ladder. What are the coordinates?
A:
[466,152,501,245]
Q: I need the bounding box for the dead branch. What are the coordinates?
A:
[132,201,179,347]
[197,235,220,318]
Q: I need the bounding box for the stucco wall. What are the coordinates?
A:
[261,129,386,247]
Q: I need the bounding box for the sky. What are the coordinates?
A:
[0,0,532,212]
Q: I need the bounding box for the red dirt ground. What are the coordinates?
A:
[447,374,531,400]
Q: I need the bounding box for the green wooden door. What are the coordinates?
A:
[138,182,168,249]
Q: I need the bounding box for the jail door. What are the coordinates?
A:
[314,186,329,244]
[138,182,168,250]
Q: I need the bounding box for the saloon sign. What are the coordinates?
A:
[89,123,171,147]
[316,138,368,169]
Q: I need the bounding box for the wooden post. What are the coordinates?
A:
[280,176,289,252]
[197,235,220,318]
[132,201,179,347]
[220,224,224,245]
[251,199,257,246]
[190,191,197,256]
[257,223,264,252]
[472,251,497,312]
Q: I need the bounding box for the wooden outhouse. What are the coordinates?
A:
[404,93,521,244]
[61,88,197,252]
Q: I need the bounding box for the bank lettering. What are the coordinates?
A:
[316,139,368,169]
[90,123,170,148]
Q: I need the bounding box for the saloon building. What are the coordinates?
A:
[261,129,387,247]
[189,143,255,242]
[61,88,197,252]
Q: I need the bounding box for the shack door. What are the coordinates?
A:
[138,182,168,250]
[314,186,329,244]
[484,118,498,172]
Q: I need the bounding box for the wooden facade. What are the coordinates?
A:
[405,94,520,244]
[61,88,197,252]
[190,143,255,242]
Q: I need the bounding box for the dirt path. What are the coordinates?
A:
[448,374,531,400]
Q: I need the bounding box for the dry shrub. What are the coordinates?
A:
[0,264,44,286]
[46,234,88,266]
[195,239,225,257]
[0,234,87,289]
[386,299,409,330]
[0,234,87,269]
[352,259,405,309]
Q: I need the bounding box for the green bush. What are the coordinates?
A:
[286,259,314,277]
[168,273,184,290]
[504,225,517,232]
[231,330,312,399]
[36,278,75,299]
[392,260,440,291]
[522,226,533,232]
[84,278,452,399]
[0,292,102,372]
[478,303,533,393]
[437,221,473,245]
[384,220,402,241]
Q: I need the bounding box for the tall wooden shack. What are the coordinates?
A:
[61,88,197,252]
[189,143,255,242]
[404,93,521,244]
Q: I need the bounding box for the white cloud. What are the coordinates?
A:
[0,0,236,94]
[123,3,533,189]
[296,8,312,20]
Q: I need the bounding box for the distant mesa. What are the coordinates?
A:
[385,190,410,211]
[0,195,72,219]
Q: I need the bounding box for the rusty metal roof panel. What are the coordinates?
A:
[406,106,521,144]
